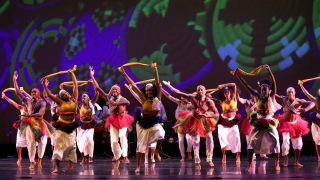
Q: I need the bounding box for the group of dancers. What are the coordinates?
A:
[2,62,320,173]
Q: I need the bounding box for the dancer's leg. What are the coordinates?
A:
[178,133,186,162]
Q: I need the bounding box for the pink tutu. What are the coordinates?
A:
[241,117,252,135]
[106,113,134,131]
[277,114,309,139]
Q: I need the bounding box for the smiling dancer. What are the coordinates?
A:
[13,71,54,169]
[234,65,282,171]
[213,83,241,164]
[89,66,133,169]
[275,87,314,167]
[119,62,165,173]
[41,69,79,173]
[162,81,218,168]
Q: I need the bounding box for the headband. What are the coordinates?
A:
[197,85,205,91]
[261,83,270,88]
[146,83,153,87]
[59,90,66,99]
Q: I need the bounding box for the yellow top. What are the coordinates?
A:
[142,100,160,116]
[20,108,28,115]
[60,100,77,114]
[222,99,238,112]
[257,99,269,112]
[80,104,93,118]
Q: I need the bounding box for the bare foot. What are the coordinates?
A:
[195,163,201,169]
[275,162,280,171]
[52,167,59,173]
[89,157,93,163]
[80,157,87,165]
[135,167,140,173]
[283,156,288,167]
[145,160,148,164]
[294,162,303,167]
[68,161,73,170]
[188,152,192,160]
[180,157,185,162]
[245,164,252,172]
[17,157,22,165]
[114,160,120,169]
[124,157,130,163]
[222,155,226,164]
[151,158,155,163]
[208,161,214,167]
[37,164,42,169]
[154,150,161,161]
[29,162,35,169]
[262,156,269,159]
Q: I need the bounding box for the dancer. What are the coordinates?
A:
[162,81,219,168]
[43,80,60,151]
[125,84,163,164]
[161,88,193,162]
[76,84,99,164]
[238,92,268,160]
[119,62,165,173]
[234,65,281,171]
[89,66,133,169]
[276,87,314,167]
[299,79,320,161]
[2,89,31,165]
[41,69,79,173]
[213,83,241,164]
[13,71,54,169]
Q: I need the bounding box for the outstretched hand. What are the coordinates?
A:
[234,68,239,75]
[162,81,170,86]
[150,61,156,69]
[264,64,270,70]
[40,78,47,85]
[2,92,5,98]
[89,66,94,76]
[13,71,18,80]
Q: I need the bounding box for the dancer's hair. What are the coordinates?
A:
[140,83,158,98]
[258,78,272,87]
[218,86,235,101]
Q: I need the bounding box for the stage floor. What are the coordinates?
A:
[1,155,320,179]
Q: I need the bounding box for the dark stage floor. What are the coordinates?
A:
[1,155,320,179]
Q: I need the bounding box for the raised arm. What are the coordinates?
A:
[299,81,316,102]
[265,65,276,98]
[42,80,52,104]
[91,87,99,106]
[69,70,78,101]
[161,87,180,106]
[119,66,146,102]
[162,80,195,100]
[127,85,142,104]
[21,90,32,100]
[89,66,100,89]
[41,78,63,105]
[234,68,258,97]
[150,62,161,101]
[13,71,25,101]
[2,93,22,110]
